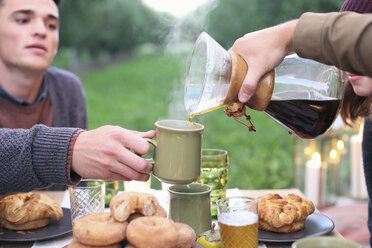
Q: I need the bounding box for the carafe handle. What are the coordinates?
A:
[223,51,275,111]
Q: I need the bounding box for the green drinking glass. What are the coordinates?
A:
[195,149,229,220]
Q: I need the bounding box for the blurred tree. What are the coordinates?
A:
[55,0,345,67]
[58,0,174,58]
[205,0,345,48]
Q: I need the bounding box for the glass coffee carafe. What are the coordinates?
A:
[184,32,347,139]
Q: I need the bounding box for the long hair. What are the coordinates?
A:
[340,82,372,126]
[339,0,372,126]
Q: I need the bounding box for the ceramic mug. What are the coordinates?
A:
[168,183,212,234]
[292,237,361,248]
[147,120,204,184]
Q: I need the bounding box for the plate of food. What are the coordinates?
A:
[0,207,72,242]
[259,212,335,242]
[0,192,72,242]
[258,193,334,242]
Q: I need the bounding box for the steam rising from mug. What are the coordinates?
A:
[155,1,218,121]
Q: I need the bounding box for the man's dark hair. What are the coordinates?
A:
[0,0,60,7]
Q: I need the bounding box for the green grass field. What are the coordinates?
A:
[80,52,295,190]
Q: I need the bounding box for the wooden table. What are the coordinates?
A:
[0,189,342,248]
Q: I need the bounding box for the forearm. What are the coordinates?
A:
[0,125,81,194]
[294,11,372,77]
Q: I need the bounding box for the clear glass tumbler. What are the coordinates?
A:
[195,149,228,220]
[216,196,258,248]
[68,179,105,229]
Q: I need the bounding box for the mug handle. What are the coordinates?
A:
[142,138,157,165]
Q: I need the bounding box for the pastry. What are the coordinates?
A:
[0,192,63,230]
[258,193,315,233]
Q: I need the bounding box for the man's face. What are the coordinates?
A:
[0,0,59,71]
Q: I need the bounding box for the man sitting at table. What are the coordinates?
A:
[0,0,87,190]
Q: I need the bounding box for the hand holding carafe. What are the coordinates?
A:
[230,20,298,103]
[184,32,346,139]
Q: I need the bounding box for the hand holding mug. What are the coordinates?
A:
[72,125,155,181]
[146,120,204,184]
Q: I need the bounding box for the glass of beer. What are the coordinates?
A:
[216,196,258,248]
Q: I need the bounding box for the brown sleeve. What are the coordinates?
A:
[294,11,372,77]
[67,129,85,185]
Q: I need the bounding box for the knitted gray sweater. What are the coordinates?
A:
[0,125,79,194]
[0,67,87,194]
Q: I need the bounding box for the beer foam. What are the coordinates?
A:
[219,210,258,227]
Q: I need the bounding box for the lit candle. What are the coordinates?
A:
[350,124,368,199]
[305,152,321,206]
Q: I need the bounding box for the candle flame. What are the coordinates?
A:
[329,149,338,160]
[308,152,321,169]
[336,140,344,150]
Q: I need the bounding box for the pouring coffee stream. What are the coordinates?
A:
[184,32,346,139]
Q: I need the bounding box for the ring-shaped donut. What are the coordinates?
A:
[74,213,127,246]
[65,238,121,248]
[174,222,196,248]
[126,216,178,248]
[110,191,159,222]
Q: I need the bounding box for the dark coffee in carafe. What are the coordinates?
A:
[264,93,340,139]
